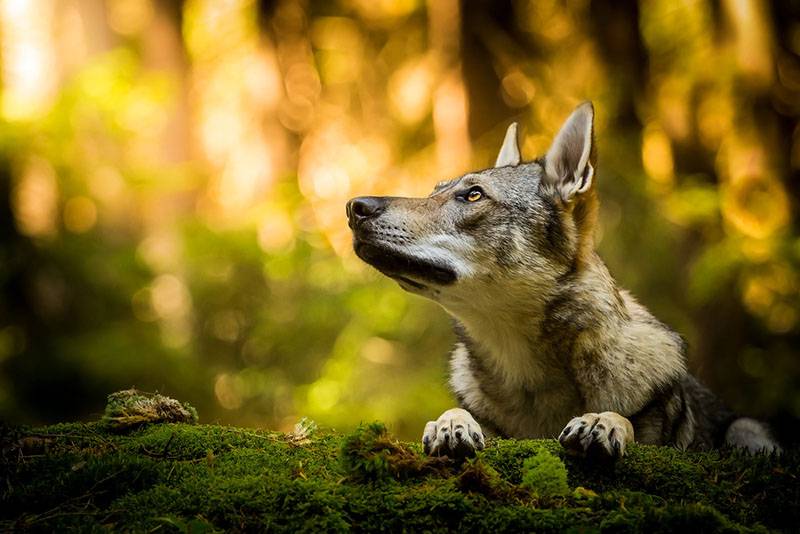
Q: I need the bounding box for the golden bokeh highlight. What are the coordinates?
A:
[106,0,154,36]
[718,135,790,240]
[63,196,98,234]
[642,124,675,188]
[215,373,243,410]
[0,0,58,120]
[12,158,59,238]
[389,58,435,124]
[741,264,799,333]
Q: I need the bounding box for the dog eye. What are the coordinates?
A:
[466,187,483,202]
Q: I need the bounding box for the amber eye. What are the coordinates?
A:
[466,188,483,202]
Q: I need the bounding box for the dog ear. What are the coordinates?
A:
[495,122,521,167]
[544,102,595,200]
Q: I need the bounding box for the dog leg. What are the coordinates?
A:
[559,411,634,460]
[422,407,485,458]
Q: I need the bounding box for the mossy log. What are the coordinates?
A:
[1,420,797,532]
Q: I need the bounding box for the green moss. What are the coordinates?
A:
[521,449,570,498]
[340,421,450,481]
[1,420,797,532]
[101,389,198,431]
[456,458,527,502]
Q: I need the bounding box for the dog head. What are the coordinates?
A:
[346,102,598,313]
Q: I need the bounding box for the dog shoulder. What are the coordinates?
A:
[565,282,688,416]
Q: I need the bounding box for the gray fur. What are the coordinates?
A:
[346,102,781,458]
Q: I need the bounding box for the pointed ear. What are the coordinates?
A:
[495,122,521,167]
[544,102,596,200]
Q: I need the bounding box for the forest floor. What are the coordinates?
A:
[2,415,798,532]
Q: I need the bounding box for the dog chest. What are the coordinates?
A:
[449,342,583,439]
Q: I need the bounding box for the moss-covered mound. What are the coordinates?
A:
[1,421,797,532]
[101,389,199,431]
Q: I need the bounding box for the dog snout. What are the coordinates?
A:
[347,196,387,227]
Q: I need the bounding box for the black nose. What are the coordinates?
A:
[347,196,387,225]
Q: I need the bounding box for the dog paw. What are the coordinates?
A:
[422,408,485,458]
[559,411,634,460]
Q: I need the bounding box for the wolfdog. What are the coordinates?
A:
[346,102,780,459]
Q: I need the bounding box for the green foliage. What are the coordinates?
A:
[1,421,797,532]
[520,449,570,498]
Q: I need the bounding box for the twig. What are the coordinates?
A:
[161,432,175,459]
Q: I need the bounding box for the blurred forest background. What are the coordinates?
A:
[0,0,799,441]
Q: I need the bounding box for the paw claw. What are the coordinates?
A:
[559,412,633,461]
[422,408,485,459]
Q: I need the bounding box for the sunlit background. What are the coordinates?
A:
[0,0,798,441]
